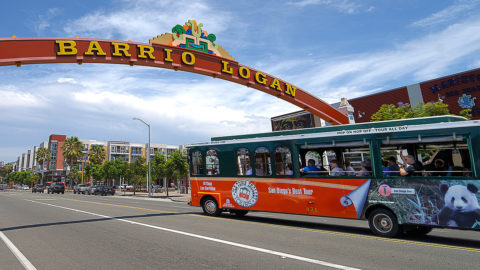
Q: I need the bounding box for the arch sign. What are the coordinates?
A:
[0,19,348,125]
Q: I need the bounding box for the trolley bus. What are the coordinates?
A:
[187,116,480,237]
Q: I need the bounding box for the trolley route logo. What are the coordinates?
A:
[232,180,259,208]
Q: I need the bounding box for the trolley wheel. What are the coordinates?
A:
[201,197,221,216]
[368,208,400,238]
[231,210,249,217]
[404,225,432,237]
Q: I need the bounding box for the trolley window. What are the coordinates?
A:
[205,149,220,175]
[254,147,272,176]
[236,148,252,176]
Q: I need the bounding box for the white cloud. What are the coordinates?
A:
[263,16,480,101]
[62,0,233,42]
[57,77,77,84]
[287,0,368,14]
[410,0,480,27]
[0,87,45,107]
[33,8,62,35]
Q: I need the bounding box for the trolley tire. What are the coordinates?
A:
[404,225,432,237]
[201,197,221,216]
[231,210,249,217]
[368,208,401,238]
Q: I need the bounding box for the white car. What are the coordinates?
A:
[22,185,29,190]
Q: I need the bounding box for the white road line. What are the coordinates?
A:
[0,231,37,270]
[25,199,360,270]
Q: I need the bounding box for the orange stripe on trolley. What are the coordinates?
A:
[191,177,359,191]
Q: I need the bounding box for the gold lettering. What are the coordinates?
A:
[221,60,233,74]
[56,40,77,55]
[111,42,131,57]
[181,51,195,65]
[137,45,155,60]
[84,41,106,56]
[238,66,250,79]
[255,72,267,85]
[164,48,173,62]
[285,83,296,97]
[269,78,283,91]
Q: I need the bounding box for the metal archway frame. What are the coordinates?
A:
[0,37,349,125]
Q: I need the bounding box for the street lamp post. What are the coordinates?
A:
[133,117,151,198]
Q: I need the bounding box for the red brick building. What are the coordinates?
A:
[47,134,66,181]
[349,67,480,122]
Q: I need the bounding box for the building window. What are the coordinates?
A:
[236,148,251,176]
[191,151,203,175]
[254,147,272,176]
[274,146,293,176]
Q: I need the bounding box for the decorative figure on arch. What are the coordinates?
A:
[149,19,235,61]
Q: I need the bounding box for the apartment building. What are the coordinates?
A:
[14,135,180,182]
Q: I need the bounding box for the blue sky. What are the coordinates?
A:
[2,0,480,162]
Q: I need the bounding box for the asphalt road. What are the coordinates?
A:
[0,191,479,270]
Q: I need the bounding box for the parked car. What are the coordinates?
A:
[32,184,44,193]
[47,182,65,194]
[74,184,89,194]
[95,186,115,196]
[119,184,133,190]
[22,185,30,190]
[86,186,97,195]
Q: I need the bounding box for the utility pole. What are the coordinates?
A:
[133,117,151,198]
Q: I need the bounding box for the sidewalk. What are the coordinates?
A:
[113,190,191,203]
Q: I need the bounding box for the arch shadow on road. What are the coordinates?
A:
[0,212,198,232]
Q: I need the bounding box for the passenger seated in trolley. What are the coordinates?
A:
[356,160,371,176]
[344,160,355,176]
[329,159,345,176]
[276,165,293,176]
[245,164,253,175]
[399,155,424,176]
[300,159,325,176]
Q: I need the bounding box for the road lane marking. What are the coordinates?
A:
[56,197,176,213]
[0,231,37,270]
[25,199,360,270]
[32,197,480,253]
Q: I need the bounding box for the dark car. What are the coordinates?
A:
[86,185,97,195]
[95,186,115,196]
[47,182,65,194]
[32,184,45,193]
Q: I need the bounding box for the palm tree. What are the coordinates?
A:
[35,147,50,185]
[88,144,106,165]
[62,136,83,188]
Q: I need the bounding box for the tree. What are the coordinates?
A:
[0,165,12,180]
[35,147,50,185]
[371,102,450,122]
[151,152,167,187]
[85,163,103,185]
[69,168,82,186]
[129,156,147,195]
[165,151,189,195]
[459,109,473,119]
[103,158,127,186]
[62,136,84,187]
[88,144,106,165]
